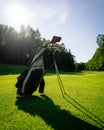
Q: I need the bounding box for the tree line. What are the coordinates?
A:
[86,34,104,71]
[0,24,75,72]
[74,34,104,71]
[0,24,103,71]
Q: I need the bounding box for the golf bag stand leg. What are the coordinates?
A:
[54,59,66,98]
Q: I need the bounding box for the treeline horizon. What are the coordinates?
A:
[0,24,75,72]
[0,24,104,71]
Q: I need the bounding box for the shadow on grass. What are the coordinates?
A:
[15,95,101,130]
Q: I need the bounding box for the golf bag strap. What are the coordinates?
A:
[28,45,47,69]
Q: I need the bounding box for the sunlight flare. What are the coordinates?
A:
[6,2,32,29]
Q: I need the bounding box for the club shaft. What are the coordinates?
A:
[54,60,66,97]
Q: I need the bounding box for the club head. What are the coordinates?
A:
[50,36,61,44]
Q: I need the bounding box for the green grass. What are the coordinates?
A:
[0,64,25,75]
[0,64,104,130]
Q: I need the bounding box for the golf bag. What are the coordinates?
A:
[15,36,61,95]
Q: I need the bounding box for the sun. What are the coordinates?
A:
[6,3,31,30]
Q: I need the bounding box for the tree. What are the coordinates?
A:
[96,34,104,47]
[54,43,75,72]
[0,25,19,63]
[86,42,104,71]
[86,34,104,71]
[75,62,86,72]
[0,24,44,65]
[0,24,76,71]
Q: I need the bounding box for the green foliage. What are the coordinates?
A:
[86,34,104,71]
[75,62,86,72]
[0,71,104,129]
[55,47,75,72]
[0,24,45,65]
[96,34,104,47]
[0,24,75,72]
[86,46,104,71]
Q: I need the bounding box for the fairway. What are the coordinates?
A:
[0,71,104,130]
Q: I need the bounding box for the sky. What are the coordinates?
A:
[0,0,104,62]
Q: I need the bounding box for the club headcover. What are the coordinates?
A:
[50,36,61,44]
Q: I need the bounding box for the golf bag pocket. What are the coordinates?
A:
[15,69,28,88]
[20,68,44,95]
